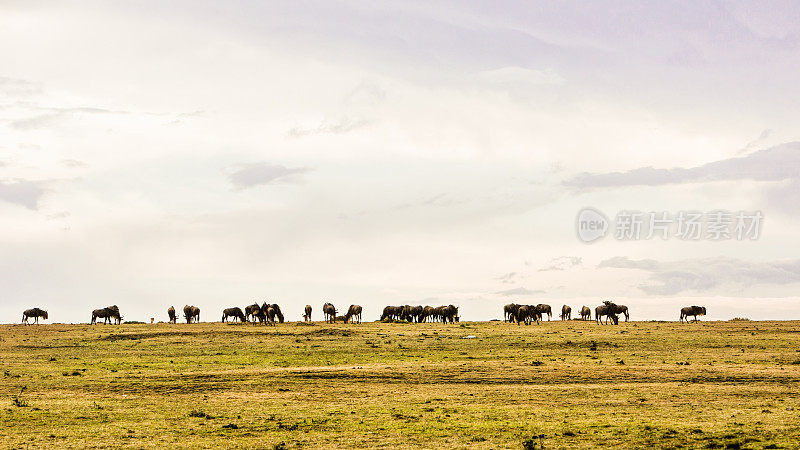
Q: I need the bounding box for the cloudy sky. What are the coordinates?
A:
[2,1,799,323]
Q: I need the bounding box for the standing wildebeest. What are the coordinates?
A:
[607,302,629,322]
[222,307,246,323]
[400,305,413,322]
[441,305,459,323]
[422,306,436,323]
[303,304,312,322]
[579,306,591,321]
[245,303,261,322]
[91,305,121,325]
[183,305,200,324]
[409,305,423,323]
[22,308,48,324]
[270,304,284,323]
[381,306,400,321]
[536,304,552,321]
[680,306,707,323]
[561,305,572,321]
[344,305,363,324]
[167,306,177,324]
[595,301,620,325]
[504,303,519,323]
[323,302,337,323]
[516,305,540,325]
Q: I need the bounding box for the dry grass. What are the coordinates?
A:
[1,320,799,448]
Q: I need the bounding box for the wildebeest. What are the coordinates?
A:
[381,306,401,321]
[579,306,591,321]
[608,303,629,322]
[516,305,540,325]
[561,305,572,321]
[22,308,48,324]
[323,302,337,323]
[536,304,552,321]
[245,303,261,322]
[270,304,284,323]
[303,304,312,322]
[167,306,177,324]
[183,305,200,324]
[680,305,707,323]
[222,307,246,323]
[504,303,519,323]
[422,306,436,322]
[92,305,121,325]
[344,305,363,324]
[595,304,610,325]
[441,305,459,323]
[409,305,423,323]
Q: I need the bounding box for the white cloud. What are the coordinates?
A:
[227,163,309,190]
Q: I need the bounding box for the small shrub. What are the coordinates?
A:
[729,317,750,322]
[12,397,29,408]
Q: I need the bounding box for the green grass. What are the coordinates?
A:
[2,320,799,448]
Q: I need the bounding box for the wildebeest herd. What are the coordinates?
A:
[18,302,709,325]
[380,305,460,323]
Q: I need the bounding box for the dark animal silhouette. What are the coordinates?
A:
[607,303,629,321]
[270,304,284,323]
[504,304,519,323]
[304,304,312,322]
[183,305,200,324]
[381,306,401,321]
[599,301,620,325]
[167,306,177,324]
[92,305,121,325]
[595,304,609,324]
[222,307,246,323]
[245,303,261,322]
[400,305,413,322]
[536,304,552,321]
[344,305,362,324]
[516,305,540,325]
[410,305,423,323]
[441,305,459,323]
[323,302,337,323]
[579,306,591,321]
[561,305,572,321]
[680,306,707,323]
[22,308,48,324]
[422,306,435,322]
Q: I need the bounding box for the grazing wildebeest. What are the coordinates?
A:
[580,306,591,321]
[680,306,707,323]
[601,301,620,325]
[22,308,48,324]
[167,306,177,324]
[183,305,200,324]
[561,305,572,321]
[304,304,312,322]
[399,305,413,322]
[606,302,629,322]
[92,305,121,325]
[270,304,284,323]
[344,305,363,324]
[381,306,401,321]
[433,306,446,322]
[222,307,246,323]
[422,306,436,323]
[441,305,459,323]
[536,304,552,321]
[516,305,540,325]
[245,303,261,322]
[409,305,423,323]
[323,302,337,323]
[504,303,519,323]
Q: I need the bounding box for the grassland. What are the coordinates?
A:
[1,319,799,449]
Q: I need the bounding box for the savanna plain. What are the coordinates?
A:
[1,320,799,449]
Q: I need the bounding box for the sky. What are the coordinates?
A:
[2,1,800,323]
